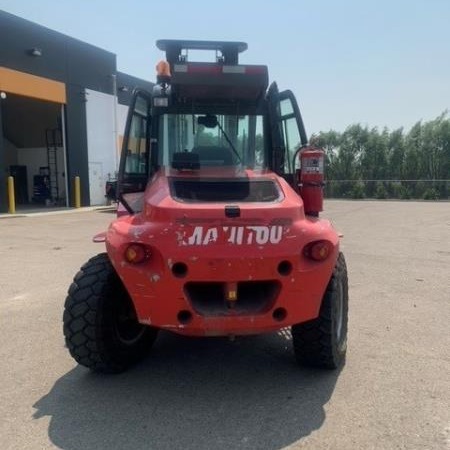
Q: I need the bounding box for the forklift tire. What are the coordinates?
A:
[292,252,348,369]
[63,253,158,373]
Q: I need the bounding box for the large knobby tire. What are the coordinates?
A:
[63,253,158,373]
[292,252,348,369]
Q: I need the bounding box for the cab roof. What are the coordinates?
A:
[157,39,248,65]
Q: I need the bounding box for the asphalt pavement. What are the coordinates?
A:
[0,200,449,450]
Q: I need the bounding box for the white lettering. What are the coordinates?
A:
[270,226,283,244]
[236,227,244,245]
[227,226,236,244]
[181,225,285,246]
[250,226,270,245]
[246,228,254,244]
[188,226,203,245]
[203,228,218,245]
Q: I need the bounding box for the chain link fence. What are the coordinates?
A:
[324,180,450,200]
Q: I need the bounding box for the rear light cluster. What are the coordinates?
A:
[124,244,151,264]
[124,241,332,265]
[303,240,333,262]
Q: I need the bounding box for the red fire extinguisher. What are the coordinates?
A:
[299,146,325,216]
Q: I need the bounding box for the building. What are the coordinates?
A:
[0,10,153,212]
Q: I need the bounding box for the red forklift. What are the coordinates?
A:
[63,40,348,373]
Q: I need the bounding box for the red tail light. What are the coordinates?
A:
[124,244,150,264]
[303,240,333,262]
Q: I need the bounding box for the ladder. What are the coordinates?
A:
[45,129,62,203]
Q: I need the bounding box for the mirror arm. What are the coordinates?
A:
[117,190,135,214]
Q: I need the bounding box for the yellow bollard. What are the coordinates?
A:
[74,176,81,208]
[8,176,15,214]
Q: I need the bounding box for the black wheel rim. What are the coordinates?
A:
[113,296,147,345]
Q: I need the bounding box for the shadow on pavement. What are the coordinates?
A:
[33,331,341,450]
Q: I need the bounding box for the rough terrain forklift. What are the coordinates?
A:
[63,40,348,373]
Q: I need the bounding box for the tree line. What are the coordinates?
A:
[313,112,450,200]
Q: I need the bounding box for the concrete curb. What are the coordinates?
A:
[0,205,116,219]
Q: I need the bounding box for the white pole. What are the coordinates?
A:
[111,74,119,175]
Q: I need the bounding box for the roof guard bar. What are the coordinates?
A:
[156,39,248,65]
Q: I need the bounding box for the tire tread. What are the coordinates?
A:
[292,252,348,369]
[63,253,156,373]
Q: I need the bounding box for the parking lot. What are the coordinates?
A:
[1,200,449,450]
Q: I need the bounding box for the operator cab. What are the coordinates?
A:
[118,40,307,214]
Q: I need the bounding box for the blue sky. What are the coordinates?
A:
[1,0,449,135]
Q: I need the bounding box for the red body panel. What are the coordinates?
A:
[106,169,339,336]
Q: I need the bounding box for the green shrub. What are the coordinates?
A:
[399,185,411,199]
[388,182,402,198]
[350,182,365,199]
[422,188,440,200]
[375,182,388,199]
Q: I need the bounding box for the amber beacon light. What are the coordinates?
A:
[156,60,171,77]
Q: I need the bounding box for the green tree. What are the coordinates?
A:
[314,111,449,199]
[386,128,405,179]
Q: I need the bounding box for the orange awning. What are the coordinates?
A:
[0,66,66,104]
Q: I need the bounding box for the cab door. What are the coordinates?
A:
[267,82,307,187]
[117,89,152,213]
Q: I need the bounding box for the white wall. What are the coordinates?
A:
[85,89,117,205]
[117,103,128,136]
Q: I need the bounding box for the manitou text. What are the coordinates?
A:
[179,225,284,246]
